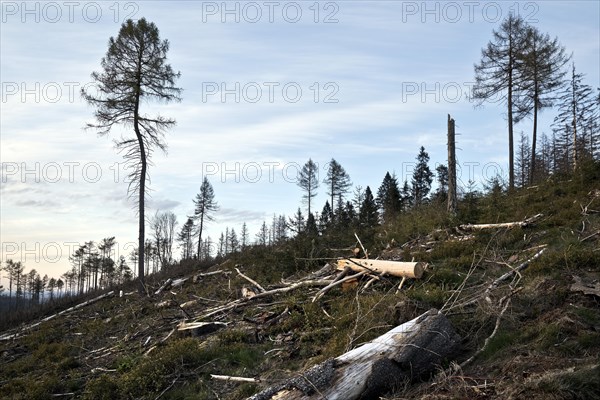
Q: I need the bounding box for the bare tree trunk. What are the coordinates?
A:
[447,114,457,213]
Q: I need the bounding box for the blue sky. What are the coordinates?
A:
[1,1,599,280]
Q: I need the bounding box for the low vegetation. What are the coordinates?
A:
[1,163,599,399]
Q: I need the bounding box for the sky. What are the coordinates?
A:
[1,0,599,281]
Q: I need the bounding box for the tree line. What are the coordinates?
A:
[184,147,445,262]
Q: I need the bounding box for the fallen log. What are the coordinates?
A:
[248,309,460,400]
[194,279,332,321]
[459,213,543,231]
[155,278,173,295]
[337,258,425,279]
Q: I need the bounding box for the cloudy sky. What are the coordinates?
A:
[1,1,599,281]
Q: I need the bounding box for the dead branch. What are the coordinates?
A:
[488,246,547,289]
[570,275,600,297]
[211,374,261,383]
[194,279,332,321]
[155,279,173,295]
[0,291,116,341]
[171,277,188,289]
[581,230,600,242]
[312,271,367,302]
[354,232,369,259]
[235,267,266,292]
[461,294,514,368]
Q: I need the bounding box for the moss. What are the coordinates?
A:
[535,365,600,400]
[84,375,121,400]
[479,330,520,360]
[407,285,449,308]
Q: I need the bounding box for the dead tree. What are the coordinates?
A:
[447,114,458,213]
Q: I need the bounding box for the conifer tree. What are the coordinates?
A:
[377,172,402,223]
[193,177,219,258]
[359,186,379,228]
[324,159,351,209]
[516,26,569,182]
[473,14,529,189]
[82,18,181,292]
[411,146,434,206]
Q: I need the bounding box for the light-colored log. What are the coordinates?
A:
[459,213,543,231]
[155,278,173,294]
[211,374,260,383]
[337,258,425,279]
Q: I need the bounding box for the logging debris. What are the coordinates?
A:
[248,309,460,400]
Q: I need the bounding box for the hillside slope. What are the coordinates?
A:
[1,169,599,400]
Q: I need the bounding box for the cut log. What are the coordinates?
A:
[248,309,460,400]
[337,258,425,279]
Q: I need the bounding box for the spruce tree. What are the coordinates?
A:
[359,186,379,228]
[193,177,219,258]
[411,146,434,206]
[377,172,401,223]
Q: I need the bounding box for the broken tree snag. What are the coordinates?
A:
[155,278,173,295]
[248,309,460,400]
[459,213,543,231]
[337,258,426,279]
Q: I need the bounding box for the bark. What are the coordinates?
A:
[447,114,458,213]
[248,309,460,400]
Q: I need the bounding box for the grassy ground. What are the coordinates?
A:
[1,165,599,399]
